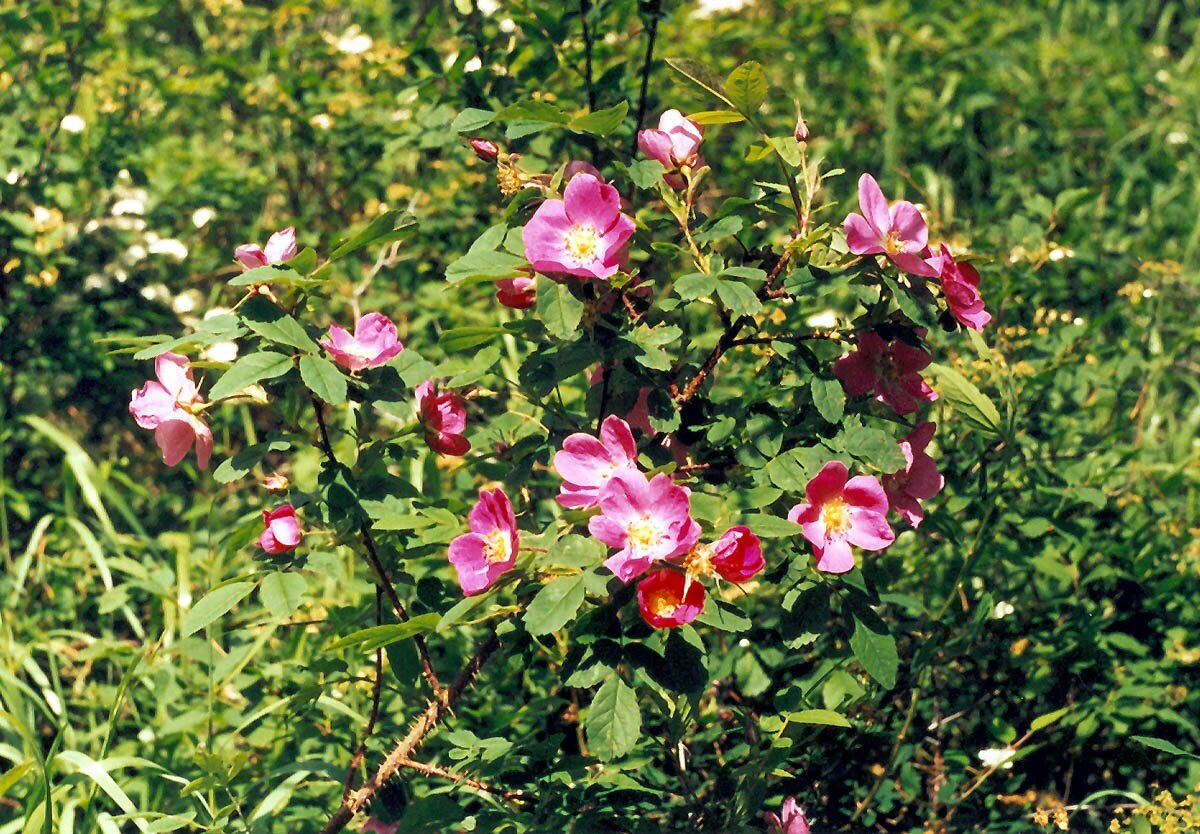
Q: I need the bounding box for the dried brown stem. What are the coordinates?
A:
[320,632,505,834]
[675,249,794,404]
[343,587,386,800]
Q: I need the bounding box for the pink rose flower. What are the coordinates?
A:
[883,421,944,528]
[637,109,705,189]
[834,331,938,416]
[929,243,992,331]
[495,276,536,309]
[361,820,399,834]
[787,461,895,574]
[765,797,811,834]
[553,415,640,509]
[448,489,519,596]
[589,470,702,583]
[707,526,765,583]
[128,352,213,469]
[415,380,470,456]
[234,227,297,270]
[521,173,635,280]
[844,174,938,277]
[319,312,403,372]
[258,504,302,554]
[637,569,706,629]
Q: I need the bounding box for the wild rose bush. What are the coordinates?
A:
[123,60,1017,833]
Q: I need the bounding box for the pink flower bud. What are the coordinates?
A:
[495,276,536,309]
[319,312,404,372]
[263,475,290,492]
[259,504,302,554]
[468,138,500,163]
[415,380,470,456]
[794,111,810,143]
[765,797,810,834]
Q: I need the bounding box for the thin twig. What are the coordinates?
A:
[634,0,662,139]
[308,392,443,697]
[580,0,596,111]
[397,757,527,802]
[675,249,794,404]
[320,632,505,834]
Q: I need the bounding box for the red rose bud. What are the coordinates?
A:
[469,138,500,163]
[794,109,810,143]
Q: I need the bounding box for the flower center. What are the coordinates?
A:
[682,543,715,579]
[483,528,511,564]
[883,229,905,256]
[821,497,852,535]
[563,224,600,262]
[650,594,678,618]
[626,516,662,552]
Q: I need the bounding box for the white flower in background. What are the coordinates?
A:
[992,601,1015,619]
[140,283,170,303]
[336,25,372,55]
[310,113,333,130]
[60,114,86,133]
[1167,131,1188,145]
[476,0,500,14]
[148,237,189,261]
[172,289,203,315]
[463,56,483,73]
[112,196,146,216]
[202,341,239,364]
[84,275,109,292]
[499,17,516,33]
[977,748,1016,769]
[192,207,216,228]
[805,309,839,329]
[692,0,754,18]
[32,205,52,226]
[128,244,148,262]
[5,169,21,184]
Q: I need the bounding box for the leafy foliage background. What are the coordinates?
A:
[1,0,1198,832]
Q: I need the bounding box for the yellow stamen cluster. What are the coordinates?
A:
[883,229,905,256]
[682,543,715,579]
[483,528,511,564]
[821,497,852,535]
[1109,787,1199,834]
[563,224,600,262]
[625,516,661,552]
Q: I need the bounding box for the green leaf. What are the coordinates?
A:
[675,272,718,300]
[439,326,506,352]
[716,280,763,317]
[326,613,441,653]
[181,581,257,636]
[839,425,906,472]
[207,350,293,401]
[239,295,318,353]
[524,574,588,635]
[694,599,751,632]
[811,377,845,423]
[849,610,898,689]
[1130,736,1200,760]
[927,362,1002,436]
[665,57,734,108]
[299,355,347,405]
[789,708,852,728]
[444,247,526,284]
[693,215,743,243]
[627,159,665,189]
[537,278,584,340]
[452,108,496,133]
[688,110,746,125]
[742,513,800,538]
[586,676,641,761]
[326,210,417,263]
[227,265,307,287]
[570,101,628,136]
[725,61,768,115]
[213,440,292,484]
[1030,707,1069,733]
[259,572,307,620]
[545,535,606,569]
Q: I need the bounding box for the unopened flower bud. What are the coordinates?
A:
[793,110,810,143]
[263,475,289,491]
[468,138,500,163]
